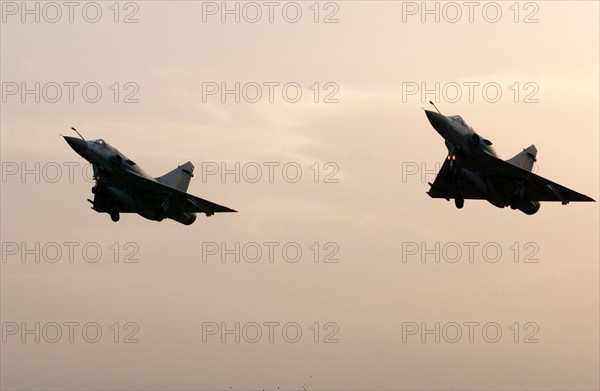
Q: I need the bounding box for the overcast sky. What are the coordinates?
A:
[1,1,599,390]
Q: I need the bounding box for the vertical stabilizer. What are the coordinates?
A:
[506,145,537,172]
[155,161,194,192]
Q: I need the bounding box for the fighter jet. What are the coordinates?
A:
[424,103,595,214]
[63,128,236,225]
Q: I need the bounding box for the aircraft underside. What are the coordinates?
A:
[435,165,542,215]
[90,182,197,225]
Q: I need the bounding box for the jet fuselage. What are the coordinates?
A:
[64,135,235,224]
[423,108,594,214]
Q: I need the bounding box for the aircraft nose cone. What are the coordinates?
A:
[425,110,449,136]
[63,136,88,156]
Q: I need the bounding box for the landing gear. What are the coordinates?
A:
[453,174,464,209]
[91,186,97,194]
[510,185,525,210]
[455,197,464,209]
[110,211,120,222]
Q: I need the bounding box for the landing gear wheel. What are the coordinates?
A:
[110,211,120,222]
[455,198,464,209]
[91,186,97,194]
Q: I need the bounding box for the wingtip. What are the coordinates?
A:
[578,193,596,202]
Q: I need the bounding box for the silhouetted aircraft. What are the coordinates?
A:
[64,128,236,224]
[424,103,594,214]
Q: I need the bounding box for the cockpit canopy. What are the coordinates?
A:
[92,139,106,147]
[448,115,472,129]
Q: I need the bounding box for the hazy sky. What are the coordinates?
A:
[1,1,599,390]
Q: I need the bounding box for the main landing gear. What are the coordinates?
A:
[455,197,464,209]
[110,211,120,222]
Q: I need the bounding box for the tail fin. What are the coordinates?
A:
[506,145,537,172]
[155,161,194,192]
